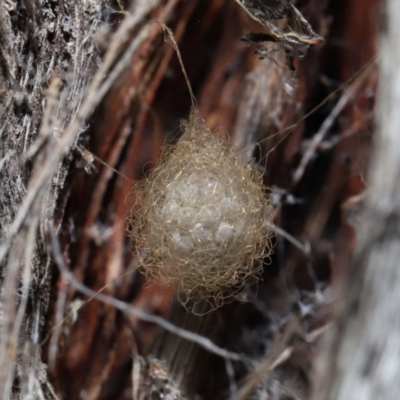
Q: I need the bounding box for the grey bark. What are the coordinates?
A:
[313,0,400,399]
[0,0,102,398]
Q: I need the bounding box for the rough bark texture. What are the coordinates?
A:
[0,0,103,397]
[0,0,380,399]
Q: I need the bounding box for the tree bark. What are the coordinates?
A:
[312,0,400,398]
[0,0,380,399]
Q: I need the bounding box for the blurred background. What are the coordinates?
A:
[0,0,381,399]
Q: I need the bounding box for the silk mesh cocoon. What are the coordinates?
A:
[128,110,273,311]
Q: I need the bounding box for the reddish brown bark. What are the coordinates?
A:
[0,0,380,398]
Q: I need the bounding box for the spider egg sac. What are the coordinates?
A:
[128,109,273,311]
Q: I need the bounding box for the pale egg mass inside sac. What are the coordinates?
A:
[128,109,274,312]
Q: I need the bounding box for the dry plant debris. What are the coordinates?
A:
[236,0,323,69]
[135,357,188,400]
[128,109,273,311]
[0,0,378,397]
